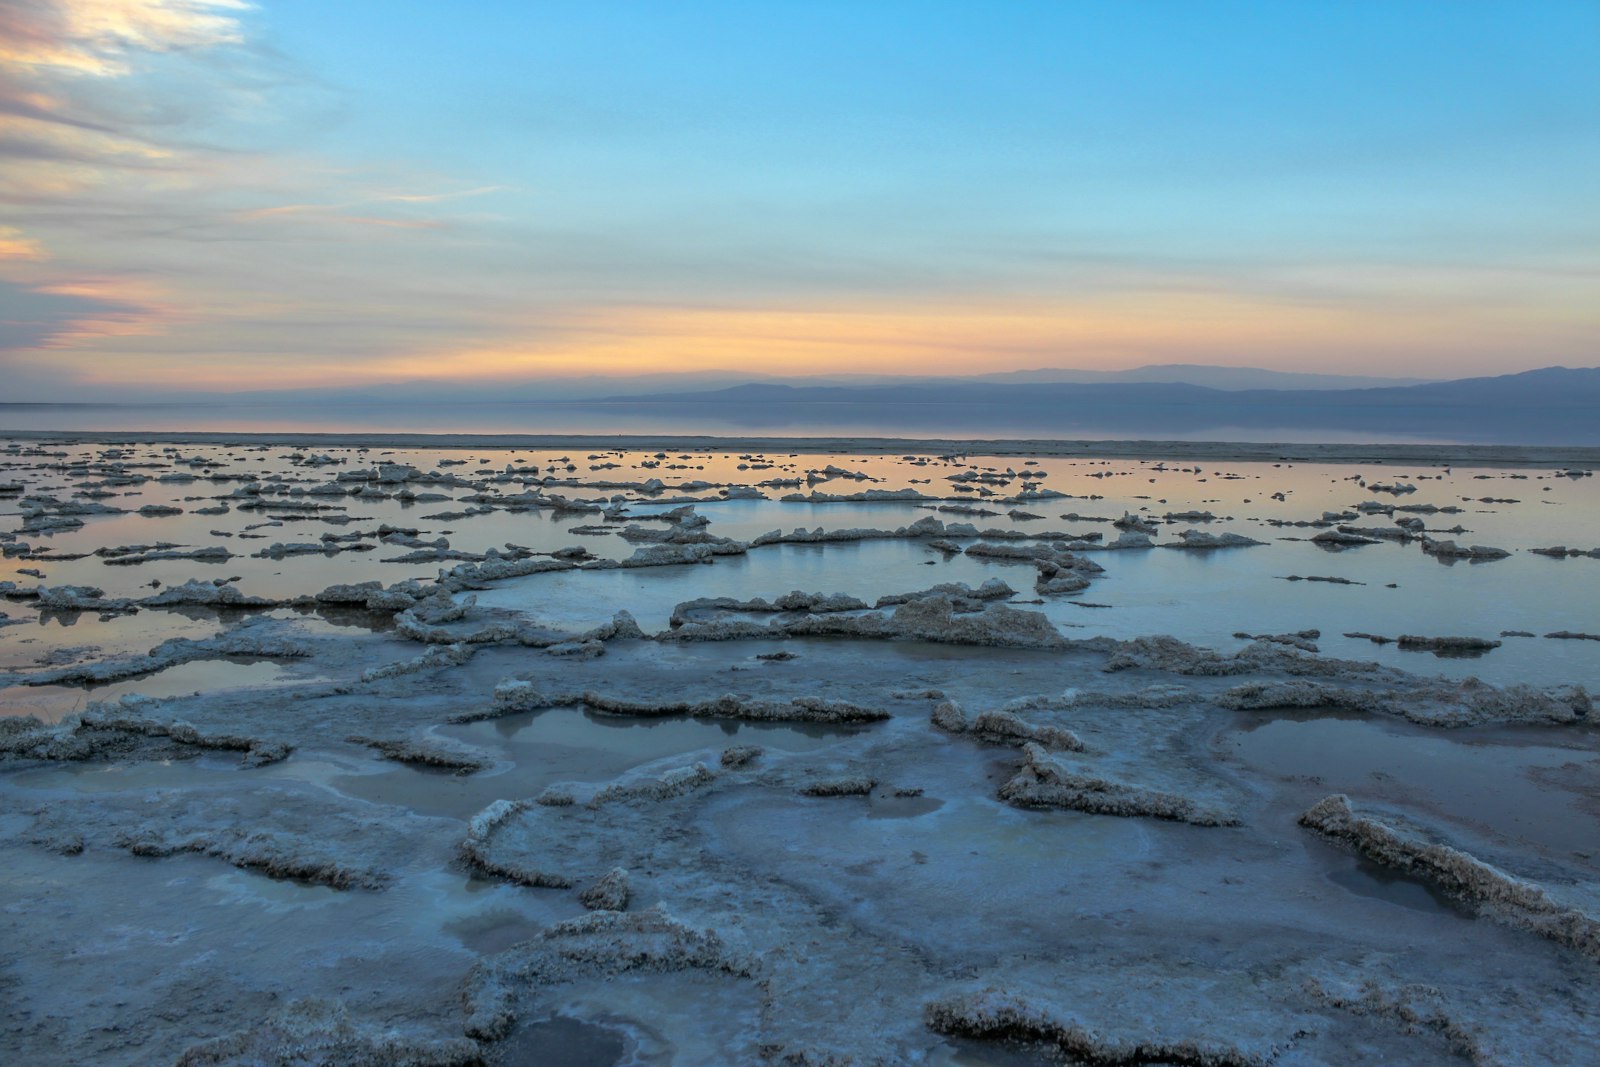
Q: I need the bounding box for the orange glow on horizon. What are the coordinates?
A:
[33,284,1574,393]
[357,293,1505,384]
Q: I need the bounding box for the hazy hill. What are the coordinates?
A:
[961,364,1433,390]
[597,365,1597,407]
[570,365,1599,444]
[93,363,1434,405]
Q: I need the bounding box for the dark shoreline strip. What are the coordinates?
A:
[3,430,1597,468]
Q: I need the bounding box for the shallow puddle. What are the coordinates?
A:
[1303,837,1472,918]
[445,908,545,954]
[0,610,221,673]
[7,753,245,793]
[0,658,309,723]
[867,793,945,819]
[474,707,870,756]
[336,709,867,819]
[203,866,345,913]
[497,1016,630,1067]
[1329,857,1472,918]
[465,706,861,760]
[934,1038,1063,1067]
[1230,713,1600,856]
[333,764,526,820]
[0,683,93,722]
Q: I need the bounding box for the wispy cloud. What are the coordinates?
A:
[0,1,249,78]
[234,200,451,229]
[0,1,257,367]
[232,203,318,219]
[379,185,507,203]
[336,215,444,230]
[0,226,48,260]
[230,182,512,228]
[0,274,172,353]
[0,1,255,221]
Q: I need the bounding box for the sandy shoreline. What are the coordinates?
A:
[4,428,1598,468]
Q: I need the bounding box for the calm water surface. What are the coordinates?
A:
[3,436,1597,719]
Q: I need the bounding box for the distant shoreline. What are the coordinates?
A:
[3,428,1597,468]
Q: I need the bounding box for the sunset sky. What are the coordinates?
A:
[1,0,1596,399]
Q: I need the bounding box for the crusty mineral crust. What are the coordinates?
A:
[1300,794,1600,961]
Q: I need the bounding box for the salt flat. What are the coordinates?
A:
[1,436,1596,1065]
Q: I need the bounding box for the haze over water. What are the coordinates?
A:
[1,401,1589,446]
[6,438,1597,716]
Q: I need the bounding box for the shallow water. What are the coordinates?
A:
[337,710,868,820]
[4,440,1598,695]
[1315,841,1473,919]
[4,434,1598,1063]
[499,1016,632,1067]
[2,399,1591,444]
[0,659,311,723]
[1228,713,1600,858]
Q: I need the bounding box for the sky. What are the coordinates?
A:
[0,0,1596,400]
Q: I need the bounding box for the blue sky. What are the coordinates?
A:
[1,0,1595,397]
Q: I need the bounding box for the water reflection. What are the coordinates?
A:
[4,440,1598,697]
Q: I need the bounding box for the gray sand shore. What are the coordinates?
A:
[3,428,1598,467]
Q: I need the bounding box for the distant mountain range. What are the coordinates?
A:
[71,363,1434,405]
[583,363,1433,393]
[368,362,1435,401]
[6,364,1594,445]
[596,365,1597,407]
[567,365,1599,444]
[948,364,1434,391]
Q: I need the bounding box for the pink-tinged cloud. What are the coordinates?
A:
[32,276,176,345]
[0,274,172,355]
[234,203,447,230]
[0,0,248,77]
[0,226,48,260]
[379,185,508,203]
[0,1,254,280]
